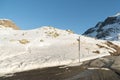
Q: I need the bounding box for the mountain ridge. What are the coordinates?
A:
[83,13,120,41]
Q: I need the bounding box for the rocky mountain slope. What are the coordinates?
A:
[0,19,19,30]
[83,13,120,41]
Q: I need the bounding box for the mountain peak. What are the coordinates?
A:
[83,13,120,41]
[113,12,120,17]
[0,19,19,30]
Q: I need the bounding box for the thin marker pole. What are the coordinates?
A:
[78,36,80,63]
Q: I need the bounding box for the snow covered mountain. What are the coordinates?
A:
[83,13,120,41]
[0,21,120,76]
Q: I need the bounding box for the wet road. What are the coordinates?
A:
[1,65,120,80]
[0,66,84,80]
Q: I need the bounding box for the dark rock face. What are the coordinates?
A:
[83,14,120,40]
[82,56,116,68]
[83,27,96,35]
[111,56,120,74]
[89,58,114,68]
[102,17,118,26]
[70,56,120,80]
[67,69,120,80]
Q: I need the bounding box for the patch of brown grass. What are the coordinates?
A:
[96,41,120,56]
[93,50,100,54]
[105,41,120,56]
[18,39,30,44]
[46,31,59,38]
[96,44,109,49]
[66,29,74,34]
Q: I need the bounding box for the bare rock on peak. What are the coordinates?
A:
[0,19,20,30]
[83,13,120,41]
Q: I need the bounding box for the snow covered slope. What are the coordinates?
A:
[83,13,120,41]
[0,26,118,76]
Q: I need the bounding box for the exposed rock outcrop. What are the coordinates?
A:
[0,19,19,30]
[83,13,120,41]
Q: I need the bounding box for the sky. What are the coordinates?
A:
[0,0,120,34]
